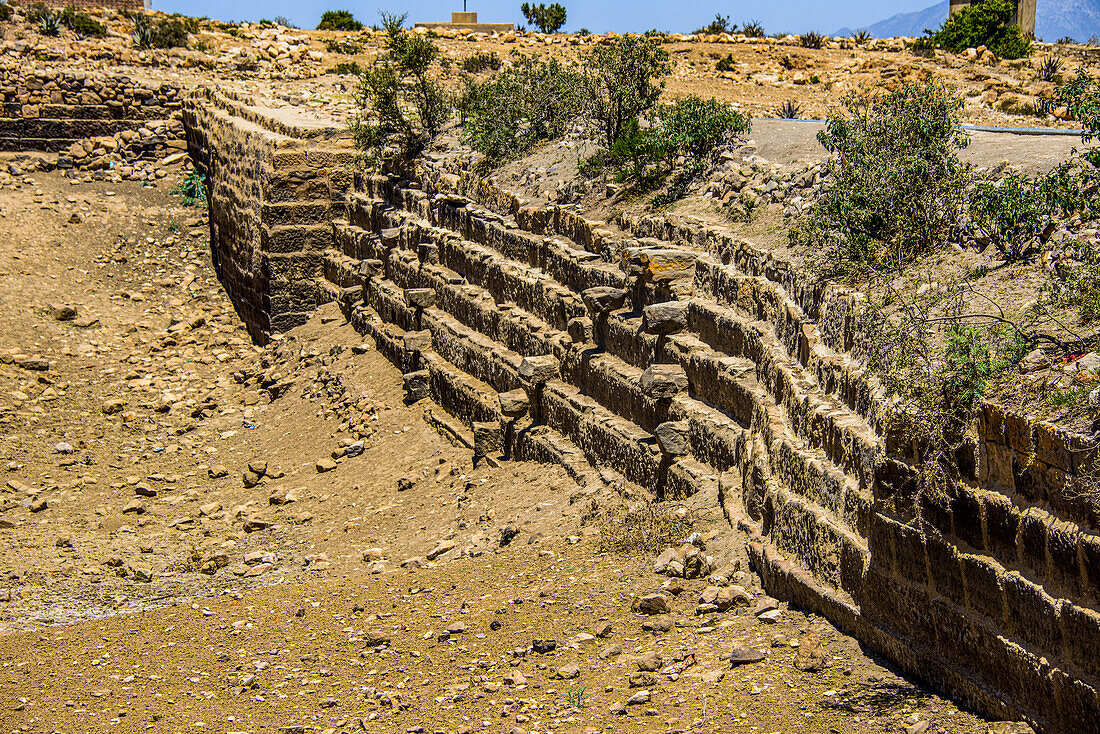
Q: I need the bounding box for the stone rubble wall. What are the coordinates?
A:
[184,93,1100,731]
[0,65,179,152]
[182,86,356,344]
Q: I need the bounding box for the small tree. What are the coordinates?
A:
[917,0,1030,59]
[520,2,566,33]
[352,13,447,163]
[586,35,672,149]
[317,9,362,31]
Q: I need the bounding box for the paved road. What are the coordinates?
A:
[748,119,1093,175]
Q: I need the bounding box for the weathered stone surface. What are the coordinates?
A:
[519,355,559,384]
[643,301,689,335]
[582,286,628,313]
[639,364,688,400]
[655,421,691,456]
[403,330,433,352]
[402,370,431,402]
[498,389,530,418]
[404,288,436,309]
[473,421,502,457]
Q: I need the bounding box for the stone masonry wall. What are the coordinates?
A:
[182,86,356,344]
[184,92,1100,731]
[0,64,179,152]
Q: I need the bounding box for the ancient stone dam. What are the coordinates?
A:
[185,86,1100,734]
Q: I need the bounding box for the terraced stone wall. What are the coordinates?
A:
[323,161,1100,734]
[0,65,179,152]
[182,87,356,343]
[184,87,1100,728]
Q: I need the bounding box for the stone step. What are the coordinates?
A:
[350,186,881,507]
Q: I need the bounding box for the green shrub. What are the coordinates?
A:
[325,37,361,53]
[329,61,362,75]
[172,170,206,206]
[460,51,501,73]
[520,2,566,33]
[857,281,1028,504]
[1050,70,1100,142]
[352,12,447,163]
[792,80,971,275]
[716,53,735,72]
[969,172,1046,262]
[60,8,106,37]
[317,10,361,31]
[459,54,586,162]
[132,15,191,49]
[587,96,750,203]
[917,0,1031,59]
[695,13,736,35]
[586,34,672,149]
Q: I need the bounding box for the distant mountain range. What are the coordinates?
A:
[835,0,1100,43]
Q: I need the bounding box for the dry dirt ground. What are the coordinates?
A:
[0,168,1012,733]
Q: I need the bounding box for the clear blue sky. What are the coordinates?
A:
[153,0,936,35]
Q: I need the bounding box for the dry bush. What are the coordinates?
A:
[594,501,691,555]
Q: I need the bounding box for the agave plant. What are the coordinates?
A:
[1036,55,1063,82]
[39,11,60,37]
[776,100,801,119]
[854,29,871,44]
[800,30,824,49]
[742,20,764,38]
[132,14,154,49]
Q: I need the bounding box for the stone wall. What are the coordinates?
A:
[182,86,357,344]
[183,93,1100,731]
[0,65,179,152]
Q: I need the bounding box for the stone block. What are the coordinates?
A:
[404,288,436,309]
[1003,571,1062,652]
[567,316,593,344]
[655,421,691,456]
[498,389,530,419]
[950,491,985,552]
[402,370,431,403]
[622,246,696,283]
[1017,507,1047,576]
[925,531,965,605]
[519,355,559,384]
[643,301,689,335]
[582,286,628,313]
[1063,602,1100,679]
[418,243,439,264]
[1047,519,1082,599]
[359,259,384,278]
[473,421,503,457]
[984,492,1019,562]
[961,553,1005,623]
[639,364,688,400]
[403,330,433,353]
